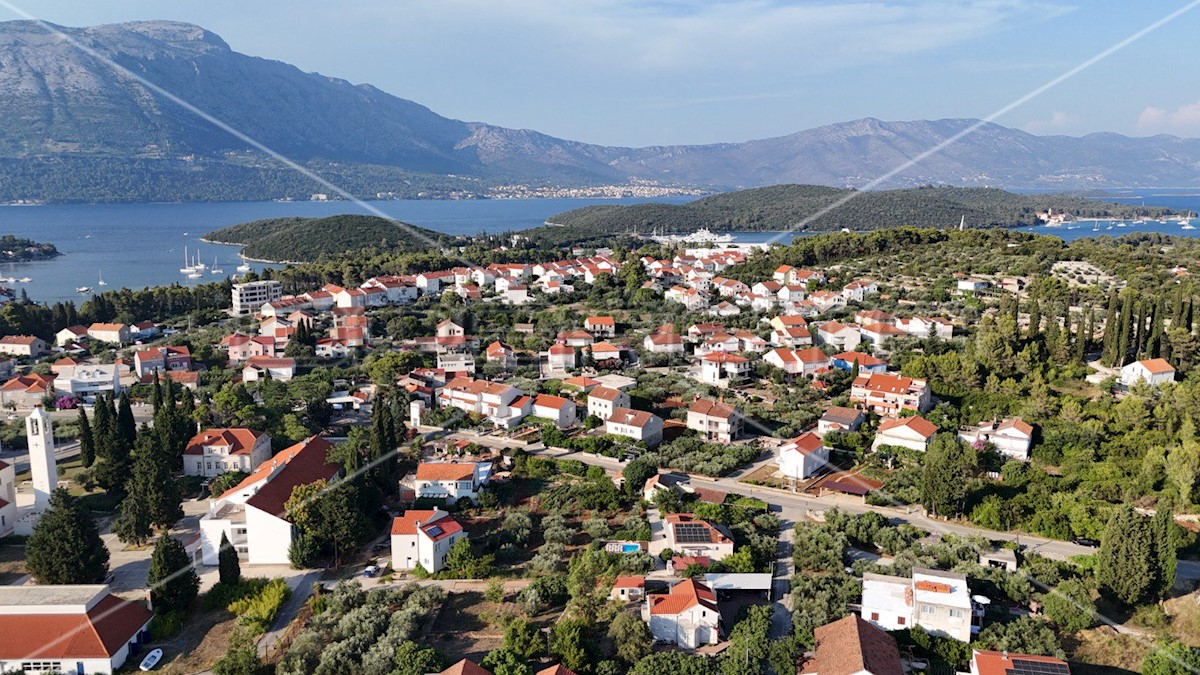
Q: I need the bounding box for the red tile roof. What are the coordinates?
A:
[800,615,902,675]
[439,660,493,675]
[416,462,476,481]
[689,398,737,418]
[0,592,152,660]
[227,437,338,518]
[184,428,264,456]
[877,416,938,439]
[647,578,718,615]
[1137,357,1175,374]
[973,651,1069,675]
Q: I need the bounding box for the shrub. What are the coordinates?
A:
[228,578,292,636]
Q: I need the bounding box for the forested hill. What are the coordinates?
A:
[204,215,451,262]
[543,185,1174,236]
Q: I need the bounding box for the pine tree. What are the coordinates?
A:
[77,406,95,468]
[25,488,110,584]
[148,535,199,614]
[1026,299,1041,341]
[218,531,241,586]
[921,435,972,519]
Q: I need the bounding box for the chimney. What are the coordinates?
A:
[1002,651,1009,661]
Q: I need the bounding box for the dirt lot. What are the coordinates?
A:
[0,544,27,584]
[427,590,519,664]
[154,606,239,674]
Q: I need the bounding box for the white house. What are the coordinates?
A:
[851,373,932,417]
[644,331,685,354]
[655,513,735,561]
[764,347,831,378]
[51,363,121,401]
[1120,358,1176,387]
[778,431,829,480]
[605,407,664,447]
[546,344,577,371]
[410,462,484,505]
[587,386,630,421]
[699,352,751,387]
[533,394,576,428]
[959,418,1034,461]
[861,568,974,642]
[86,322,130,344]
[815,321,862,351]
[242,356,296,382]
[199,436,340,566]
[390,508,467,574]
[817,406,866,437]
[184,428,272,478]
[872,416,938,452]
[54,325,89,347]
[956,278,989,293]
[0,335,47,357]
[585,316,617,338]
[0,585,153,675]
[643,578,721,649]
[438,377,529,428]
[686,399,742,443]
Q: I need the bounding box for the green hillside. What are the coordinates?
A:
[204,214,451,262]
[541,185,1173,240]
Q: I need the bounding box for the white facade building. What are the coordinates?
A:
[861,568,974,642]
[1120,358,1176,387]
[183,428,273,478]
[232,280,283,315]
[778,431,829,480]
[643,578,721,649]
[390,508,467,574]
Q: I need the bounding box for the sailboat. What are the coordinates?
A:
[97,270,107,287]
[180,246,196,274]
[210,256,224,275]
[236,260,252,272]
[1179,211,1193,228]
[192,252,207,271]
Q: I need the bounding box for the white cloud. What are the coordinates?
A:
[1135,100,1200,135]
[1023,110,1079,133]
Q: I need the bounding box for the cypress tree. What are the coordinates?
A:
[1027,299,1041,340]
[1116,293,1134,366]
[148,535,199,614]
[117,393,136,449]
[25,488,110,584]
[1152,507,1177,600]
[113,480,154,546]
[133,427,183,530]
[77,406,95,468]
[218,532,241,586]
[1102,290,1120,364]
[1097,505,1157,605]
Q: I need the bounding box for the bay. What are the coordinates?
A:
[0,196,694,303]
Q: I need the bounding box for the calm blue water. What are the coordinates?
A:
[0,192,1196,304]
[0,196,694,303]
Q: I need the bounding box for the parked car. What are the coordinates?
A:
[1072,537,1100,548]
[363,565,380,578]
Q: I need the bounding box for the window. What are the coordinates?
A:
[21,662,62,672]
[897,617,905,626]
[949,609,964,619]
[871,612,879,621]
[921,605,936,615]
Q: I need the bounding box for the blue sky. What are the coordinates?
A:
[5,0,1200,146]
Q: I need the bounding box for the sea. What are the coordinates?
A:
[0,191,1197,304]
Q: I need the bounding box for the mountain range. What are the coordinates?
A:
[1,19,1199,203]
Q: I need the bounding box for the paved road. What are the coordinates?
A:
[257,569,322,658]
[530,447,1200,582]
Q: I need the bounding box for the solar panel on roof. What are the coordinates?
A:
[1010,660,1069,675]
[673,523,711,544]
[426,526,443,537]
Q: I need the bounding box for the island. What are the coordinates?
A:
[0,235,59,261]
[536,184,1174,245]
[203,214,454,263]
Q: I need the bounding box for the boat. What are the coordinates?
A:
[139,647,163,671]
[211,256,224,275]
[98,270,107,286]
[236,261,252,272]
[1183,224,1196,230]
[1179,211,1193,226]
[180,246,196,274]
[187,270,202,279]
[76,286,92,293]
[17,277,30,283]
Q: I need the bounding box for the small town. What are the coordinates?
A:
[0,223,1197,675]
